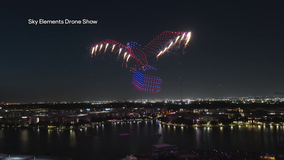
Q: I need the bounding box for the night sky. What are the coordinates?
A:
[1,1,284,102]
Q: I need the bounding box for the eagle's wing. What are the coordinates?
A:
[142,31,191,58]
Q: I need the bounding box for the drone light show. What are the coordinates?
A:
[88,31,191,93]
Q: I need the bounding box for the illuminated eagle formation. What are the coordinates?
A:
[88,31,191,93]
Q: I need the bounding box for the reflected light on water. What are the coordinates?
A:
[20,130,29,153]
[158,124,162,133]
[195,127,201,148]
[70,129,76,147]
[21,130,28,141]
[247,125,251,131]
[48,129,51,143]
[1,122,284,159]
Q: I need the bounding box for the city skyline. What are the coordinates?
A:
[1,1,284,102]
[2,96,284,105]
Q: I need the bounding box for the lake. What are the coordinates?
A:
[0,120,283,160]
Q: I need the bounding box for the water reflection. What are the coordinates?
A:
[219,127,223,147]
[158,124,162,133]
[157,124,163,144]
[136,122,140,134]
[47,129,51,144]
[37,128,40,142]
[180,126,184,138]
[195,128,201,148]
[20,129,29,152]
[0,123,283,159]
[69,130,76,147]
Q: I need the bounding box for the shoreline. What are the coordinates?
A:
[118,149,284,160]
[1,118,284,130]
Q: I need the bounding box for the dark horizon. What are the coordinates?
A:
[1,1,284,102]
